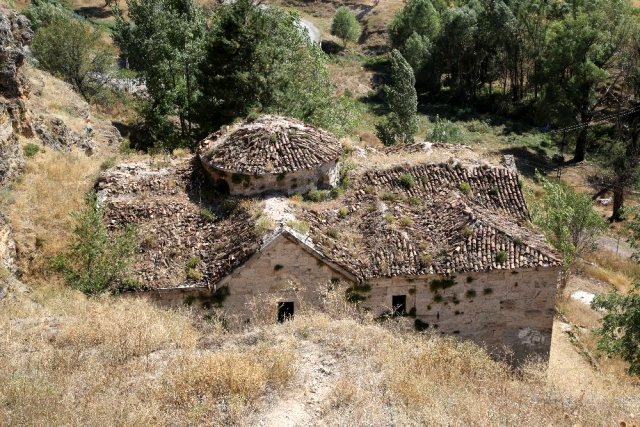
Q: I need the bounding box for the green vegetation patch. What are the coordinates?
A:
[430,277,455,292]
[345,283,372,303]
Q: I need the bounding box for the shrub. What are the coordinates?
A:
[488,186,499,196]
[400,216,413,227]
[23,143,41,158]
[32,15,114,100]
[531,173,607,287]
[419,254,432,268]
[409,196,422,206]
[306,189,332,202]
[458,181,471,195]
[326,228,339,238]
[330,6,361,47]
[200,208,216,222]
[186,268,203,281]
[495,250,508,264]
[429,115,464,143]
[465,289,477,298]
[100,156,116,171]
[592,282,640,375]
[54,194,138,295]
[384,213,396,223]
[289,193,303,202]
[483,287,493,295]
[186,256,200,269]
[287,220,310,234]
[339,207,349,218]
[399,173,416,189]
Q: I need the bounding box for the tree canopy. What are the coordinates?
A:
[195,0,346,134]
[331,6,361,47]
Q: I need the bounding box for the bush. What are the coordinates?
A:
[495,250,508,264]
[32,15,114,100]
[429,115,464,143]
[54,194,138,295]
[531,173,607,287]
[306,189,332,202]
[23,143,41,158]
[399,173,416,189]
[331,6,361,47]
[458,181,471,195]
[592,282,640,376]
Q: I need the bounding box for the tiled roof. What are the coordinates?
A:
[98,157,560,290]
[198,115,343,175]
[298,163,560,280]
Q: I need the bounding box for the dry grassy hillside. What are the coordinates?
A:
[2,283,639,426]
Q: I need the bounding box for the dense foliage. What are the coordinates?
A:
[531,173,607,286]
[54,195,138,295]
[114,0,206,146]
[592,283,640,376]
[376,50,418,145]
[388,0,637,161]
[31,15,113,100]
[330,6,361,47]
[113,0,355,147]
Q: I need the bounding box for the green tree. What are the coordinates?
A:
[592,282,640,376]
[330,6,361,47]
[540,0,632,162]
[376,49,417,145]
[531,173,607,287]
[388,0,441,50]
[31,15,113,100]
[113,0,206,146]
[23,0,69,31]
[55,194,138,295]
[196,0,347,134]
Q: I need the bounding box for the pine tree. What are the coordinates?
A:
[377,49,418,145]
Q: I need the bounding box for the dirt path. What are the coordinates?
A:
[258,341,335,427]
[547,319,602,397]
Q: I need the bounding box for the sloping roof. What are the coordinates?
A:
[296,163,560,281]
[98,157,560,290]
[198,115,343,175]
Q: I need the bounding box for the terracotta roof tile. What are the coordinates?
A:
[198,115,343,175]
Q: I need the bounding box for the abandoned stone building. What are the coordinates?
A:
[98,115,560,361]
[198,116,343,196]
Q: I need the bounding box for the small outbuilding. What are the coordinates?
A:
[198,115,343,196]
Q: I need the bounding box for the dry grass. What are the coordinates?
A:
[582,249,640,292]
[1,281,639,426]
[5,149,101,278]
[0,285,295,426]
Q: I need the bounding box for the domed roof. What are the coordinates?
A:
[198,115,343,175]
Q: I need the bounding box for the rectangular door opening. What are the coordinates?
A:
[277,301,294,322]
[392,295,406,316]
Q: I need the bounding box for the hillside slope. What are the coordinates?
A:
[1,285,638,426]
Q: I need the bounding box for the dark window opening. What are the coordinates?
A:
[277,301,294,322]
[392,295,406,315]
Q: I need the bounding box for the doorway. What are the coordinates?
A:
[277,301,294,322]
[392,295,406,315]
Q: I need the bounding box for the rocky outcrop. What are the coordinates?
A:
[0,8,32,186]
[0,8,32,99]
[35,117,94,154]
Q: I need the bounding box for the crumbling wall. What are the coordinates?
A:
[202,160,340,196]
[147,234,351,320]
[362,267,559,361]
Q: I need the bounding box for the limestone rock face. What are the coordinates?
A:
[0,8,32,186]
[0,8,32,99]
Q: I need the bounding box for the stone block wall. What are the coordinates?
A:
[143,237,558,361]
[201,160,340,196]
[361,268,559,361]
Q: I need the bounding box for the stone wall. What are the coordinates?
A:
[361,267,559,361]
[143,236,558,361]
[201,159,340,196]
[146,234,351,319]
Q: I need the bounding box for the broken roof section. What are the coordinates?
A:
[198,115,343,175]
[98,156,560,290]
